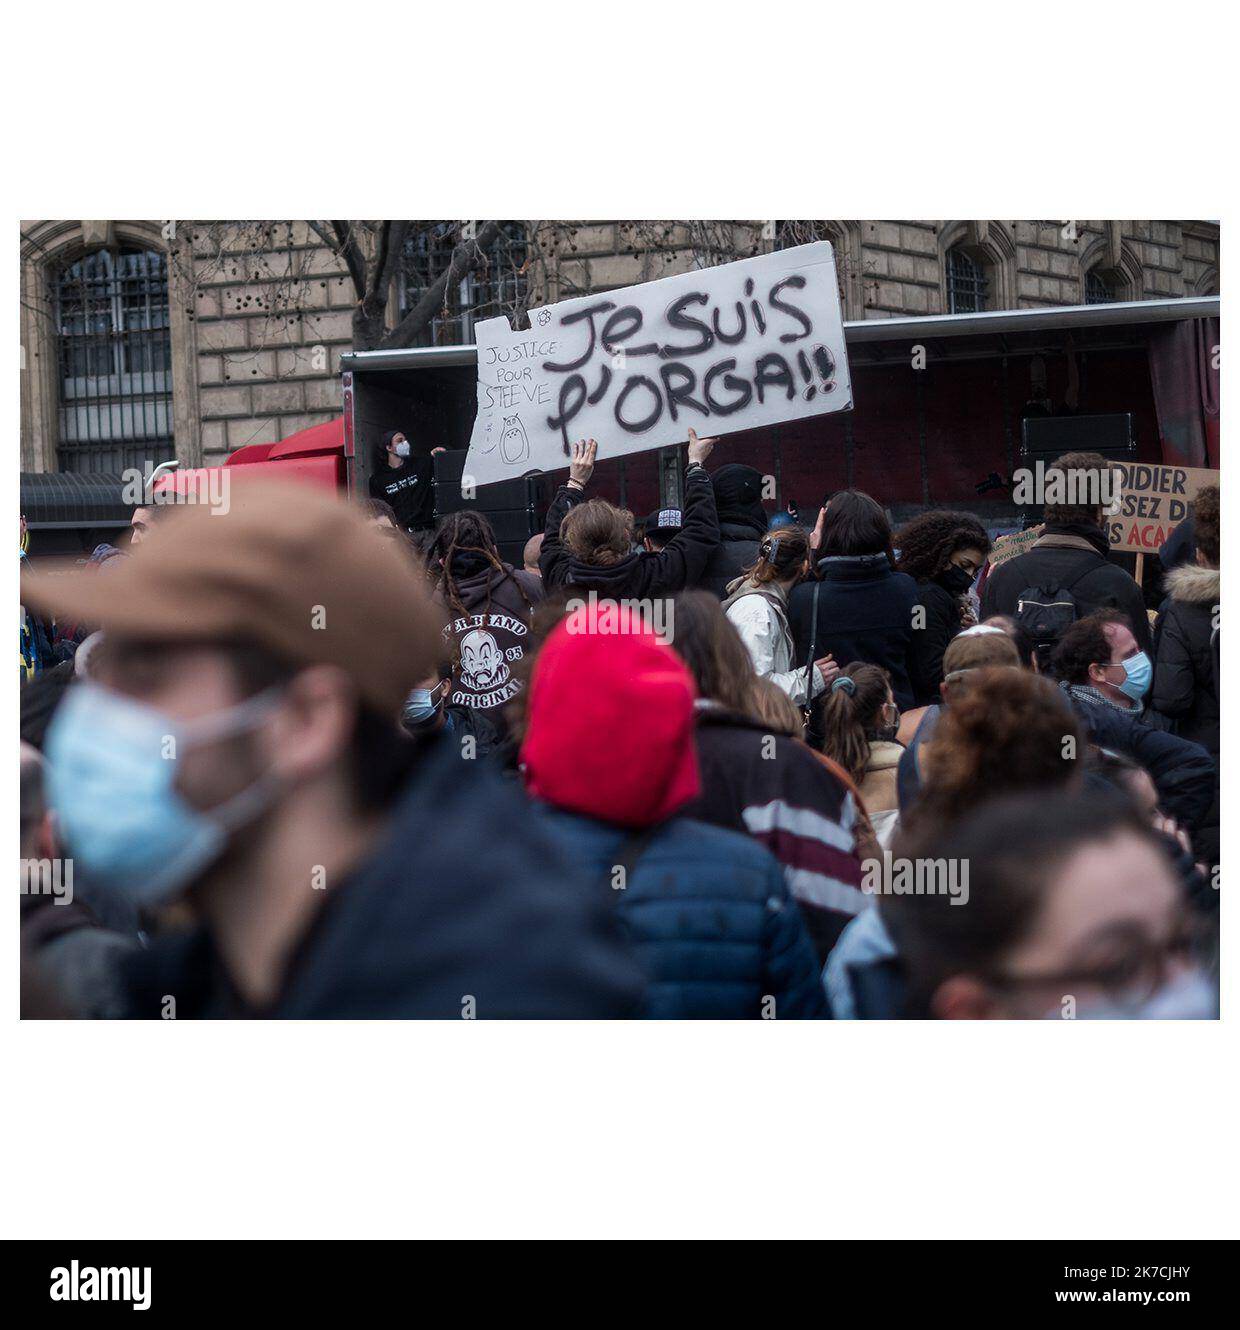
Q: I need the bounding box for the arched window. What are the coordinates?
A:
[54,246,173,473]
[399,222,528,345]
[1084,268,1117,304]
[946,245,988,313]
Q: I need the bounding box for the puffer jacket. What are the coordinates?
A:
[541,809,828,1019]
[520,606,826,1019]
[722,577,825,706]
[1151,563,1219,757]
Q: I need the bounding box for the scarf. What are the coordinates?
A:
[1061,680,1142,716]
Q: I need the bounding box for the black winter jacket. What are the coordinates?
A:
[699,517,766,599]
[539,464,719,600]
[119,734,646,1018]
[1151,563,1219,757]
[980,525,1152,653]
[788,554,921,712]
[908,578,962,707]
[1062,685,1217,850]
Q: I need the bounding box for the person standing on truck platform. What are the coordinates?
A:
[369,430,445,536]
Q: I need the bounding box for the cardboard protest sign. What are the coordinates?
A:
[987,525,1044,568]
[1106,463,1218,554]
[463,241,852,487]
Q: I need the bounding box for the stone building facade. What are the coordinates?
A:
[19,219,1220,475]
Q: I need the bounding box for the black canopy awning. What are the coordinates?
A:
[20,472,138,529]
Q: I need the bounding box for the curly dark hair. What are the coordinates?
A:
[1049,609,1130,685]
[904,668,1082,832]
[1194,484,1220,566]
[894,510,991,581]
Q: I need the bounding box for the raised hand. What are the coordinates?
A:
[686,428,717,466]
[568,438,597,488]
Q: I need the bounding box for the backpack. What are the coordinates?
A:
[1014,561,1100,671]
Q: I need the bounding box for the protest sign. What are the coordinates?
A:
[1106,462,1218,553]
[987,524,1044,568]
[463,241,852,487]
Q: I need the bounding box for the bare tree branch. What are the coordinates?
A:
[380,220,503,350]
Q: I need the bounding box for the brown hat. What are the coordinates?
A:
[21,478,443,717]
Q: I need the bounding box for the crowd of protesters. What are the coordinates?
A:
[18,439,1220,1019]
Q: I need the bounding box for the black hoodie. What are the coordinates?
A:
[369,431,437,531]
[698,463,769,598]
[539,463,719,600]
[435,553,544,722]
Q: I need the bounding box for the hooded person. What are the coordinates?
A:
[521,603,827,1019]
[428,510,544,730]
[539,434,720,602]
[698,462,770,598]
[1151,484,1219,760]
[21,480,645,1019]
[367,428,445,534]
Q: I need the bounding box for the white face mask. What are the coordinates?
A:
[393,440,411,459]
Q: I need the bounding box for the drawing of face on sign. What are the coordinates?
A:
[500,414,529,465]
[459,628,510,691]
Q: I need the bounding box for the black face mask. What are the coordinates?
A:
[936,564,973,597]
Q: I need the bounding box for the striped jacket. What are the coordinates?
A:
[684,702,869,960]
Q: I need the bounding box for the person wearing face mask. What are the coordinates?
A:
[20,481,646,1019]
[812,663,903,849]
[893,511,991,707]
[882,788,1217,1020]
[400,661,503,761]
[1052,611,1216,857]
[368,429,446,535]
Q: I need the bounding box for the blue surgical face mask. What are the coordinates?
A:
[45,681,283,908]
[1113,650,1152,702]
[402,681,446,728]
